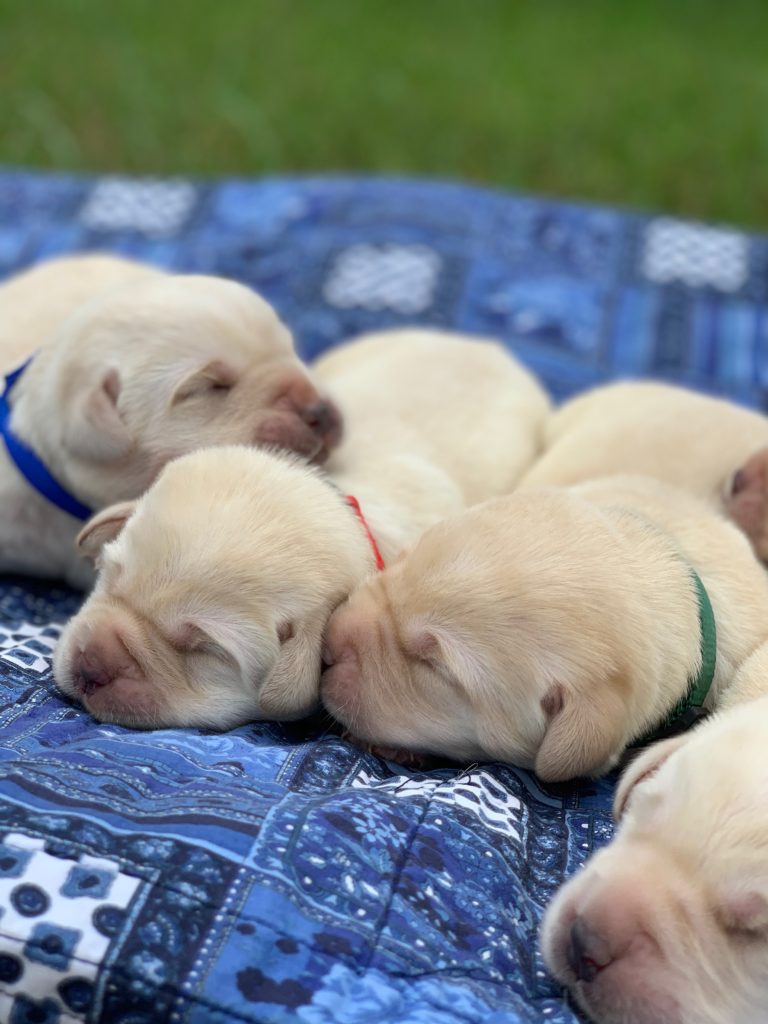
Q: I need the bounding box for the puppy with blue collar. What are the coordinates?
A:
[0,255,341,586]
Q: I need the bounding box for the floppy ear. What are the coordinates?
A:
[170,360,237,405]
[257,618,324,720]
[534,681,631,783]
[65,370,132,462]
[613,734,690,820]
[76,500,137,562]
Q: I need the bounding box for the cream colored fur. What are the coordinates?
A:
[541,690,768,1024]
[521,380,768,558]
[0,254,339,586]
[53,330,550,728]
[322,474,768,780]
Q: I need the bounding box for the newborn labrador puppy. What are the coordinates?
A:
[322,474,768,780]
[541,684,768,1024]
[0,254,340,586]
[520,381,768,559]
[53,330,550,727]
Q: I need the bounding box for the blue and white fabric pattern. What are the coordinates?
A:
[0,169,764,1023]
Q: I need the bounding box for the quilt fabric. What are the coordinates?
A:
[0,170,765,1024]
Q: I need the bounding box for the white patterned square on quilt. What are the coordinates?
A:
[641,217,748,292]
[79,177,197,236]
[323,243,441,314]
[0,832,140,1022]
[0,622,60,676]
[354,768,522,842]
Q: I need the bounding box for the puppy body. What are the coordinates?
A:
[315,329,549,506]
[0,255,340,586]
[53,330,550,726]
[521,380,768,557]
[541,692,768,1024]
[322,474,768,780]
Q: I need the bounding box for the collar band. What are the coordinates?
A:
[0,359,92,521]
[345,495,385,571]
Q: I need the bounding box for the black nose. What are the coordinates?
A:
[302,400,340,436]
[568,919,600,983]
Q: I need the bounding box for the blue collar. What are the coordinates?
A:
[0,358,92,521]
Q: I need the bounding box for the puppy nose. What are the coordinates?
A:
[568,918,610,983]
[302,398,342,439]
[74,650,115,695]
[73,629,137,696]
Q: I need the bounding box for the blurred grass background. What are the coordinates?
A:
[2,0,767,226]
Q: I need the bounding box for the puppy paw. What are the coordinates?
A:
[725,448,768,560]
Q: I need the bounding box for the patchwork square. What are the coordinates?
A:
[323,243,441,314]
[79,177,197,236]
[0,833,141,1021]
[641,217,749,292]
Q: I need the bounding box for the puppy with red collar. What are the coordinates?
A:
[0,254,341,587]
[52,329,550,727]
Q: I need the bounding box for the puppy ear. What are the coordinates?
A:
[534,681,630,783]
[76,501,137,562]
[613,734,690,820]
[725,447,768,560]
[66,370,132,462]
[170,360,237,405]
[257,618,324,720]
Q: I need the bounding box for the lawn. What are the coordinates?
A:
[2,0,768,226]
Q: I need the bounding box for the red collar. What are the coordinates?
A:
[345,495,386,571]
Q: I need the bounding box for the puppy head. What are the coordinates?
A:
[53,446,369,729]
[15,273,342,508]
[541,697,768,1024]
[322,491,647,778]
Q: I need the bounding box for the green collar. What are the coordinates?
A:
[640,570,717,744]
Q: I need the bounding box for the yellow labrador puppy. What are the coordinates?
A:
[52,330,550,727]
[0,255,340,586]
[520,380,768,559]
[322,475,768,781]
[541,683,768,1024]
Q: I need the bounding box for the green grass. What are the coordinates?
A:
[2,0,768,226]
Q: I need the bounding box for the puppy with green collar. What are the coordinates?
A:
[322,474,768,781]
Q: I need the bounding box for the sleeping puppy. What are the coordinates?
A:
[52,330,551,727]
[322,474,768,781]
[520,380,768,560]
[541,684,768,1024]
[0,254,340,586]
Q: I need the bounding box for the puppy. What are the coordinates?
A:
[0,254,340,586]
[52,330,551,727]
[541,683,768,1024]
[322,475,768,780]
[520,380,768,559]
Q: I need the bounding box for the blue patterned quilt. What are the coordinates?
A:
[0,170,765,1024]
